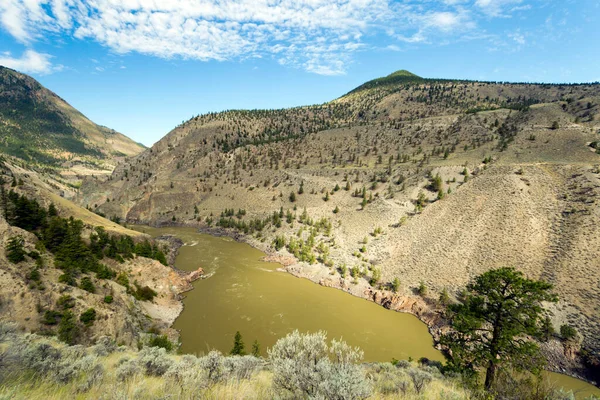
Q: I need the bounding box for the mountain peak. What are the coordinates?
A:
[343,69,424,96]
[386,70,421,78]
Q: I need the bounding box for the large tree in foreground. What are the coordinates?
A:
[440,267,557,390]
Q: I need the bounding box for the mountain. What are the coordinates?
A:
[346,69,424,94]
[0,66,144,173]
[79,71,600,370]
[0,68,185,348]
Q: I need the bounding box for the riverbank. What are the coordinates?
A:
[193,224,597,388]
[130,222,597,388]
[128,231,204,343]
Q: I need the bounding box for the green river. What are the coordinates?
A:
[134,226,600,398]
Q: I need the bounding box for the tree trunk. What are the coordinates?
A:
[484,360,497,390]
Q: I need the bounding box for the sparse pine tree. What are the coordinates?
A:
[540,316,554,342]
[6,236,26,263]
[58,310,79,345]
[48,203,58,217]
[439,288,450,306]
[252,340,261,357]
[230,331,246,355]
[391,277,401,293]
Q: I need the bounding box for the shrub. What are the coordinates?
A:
[137,346,173,376]
[268,330,370,399]
[42,310,62,325]
[80,308,97,326]
[80,277,95,293]
[560,324,578,341]
[134,284,157,301]
[57,295,75,310]
[92,337,118,356]
[116,273,129,287]
[55,354,101,384]
[20,342,63,375]
[223,355,262,379]
[393,359,411,369]
[116,358,141,381]
[199,350,225,383]
[408,369,433,394]
[26,268,41,285]
[164,355,204,385]
[148,335,173,351]
[103,295,113,304]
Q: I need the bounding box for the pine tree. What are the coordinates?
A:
[540,316,555,342]
[440,267,557,391]
[48,203,58,217]
[230,331,246,355]
[6,236,26,263]
[391,277,400,293]
[439,288,450,306]
[0,177,7,220]
[252,340,261,357]
[58,310,79,345]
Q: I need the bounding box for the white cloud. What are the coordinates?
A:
[0,49,54,74]
[509,32,526,45]
[0,0,533,75]
[422,11,471,32]
[475,0,524,17]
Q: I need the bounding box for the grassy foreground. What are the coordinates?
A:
[0,322,592,400]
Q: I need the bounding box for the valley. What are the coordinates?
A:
[78,71,600,381]
[1,66,600,397]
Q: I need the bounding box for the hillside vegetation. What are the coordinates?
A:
[79,71,600,376]
[0,159,196,349]
[2,323,594,400]
[0,66,144,195]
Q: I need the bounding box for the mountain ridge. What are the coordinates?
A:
[0,66,144,167]
[78,70,600,380]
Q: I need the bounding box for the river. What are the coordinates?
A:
[133,225,600,398]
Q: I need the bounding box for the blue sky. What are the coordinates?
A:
[0,0,599,146]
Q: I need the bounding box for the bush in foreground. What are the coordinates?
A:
[0,322,594,400]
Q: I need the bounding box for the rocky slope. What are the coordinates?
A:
[0,157,204,349]
[79,71,600,369]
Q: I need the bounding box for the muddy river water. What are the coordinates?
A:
[134,226,600,398]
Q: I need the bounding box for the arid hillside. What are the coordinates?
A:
[79,71,600,362]
[0,66,145,196]
[0,157,200,349]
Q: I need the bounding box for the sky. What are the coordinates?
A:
[0,0,599,146]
